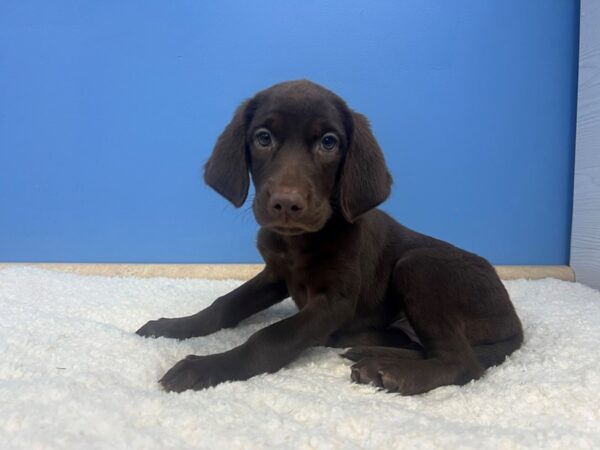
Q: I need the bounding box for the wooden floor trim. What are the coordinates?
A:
[0,263,575,282]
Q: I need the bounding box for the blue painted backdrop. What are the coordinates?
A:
[0,1,579,264]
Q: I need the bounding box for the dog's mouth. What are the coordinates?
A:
[271,225,307,236]
[263,218,327,235]
[253,197,333,236]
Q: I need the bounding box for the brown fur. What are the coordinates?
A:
[137,80,523,394]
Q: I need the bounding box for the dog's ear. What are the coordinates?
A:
[204,101,251,207]
[339,112,392,222]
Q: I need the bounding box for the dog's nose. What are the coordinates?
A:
[269,191,306,219]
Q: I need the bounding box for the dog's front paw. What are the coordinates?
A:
[136,317,194,340]
[159,354,234,392]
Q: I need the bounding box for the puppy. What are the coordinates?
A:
[137,80,523,394]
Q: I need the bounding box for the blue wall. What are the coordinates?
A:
[0,1,579,264]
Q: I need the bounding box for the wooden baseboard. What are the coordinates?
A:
[0,263,576,282]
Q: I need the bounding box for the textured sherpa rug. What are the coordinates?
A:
[1,267,600,449]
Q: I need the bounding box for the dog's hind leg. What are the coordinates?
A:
[472,334,523,368]
[343,331,523,370]
[341,346,424,362]
[347,322,486,394]
[348,251,493,394]
[326,326,422,350]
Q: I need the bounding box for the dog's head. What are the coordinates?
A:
[204,80,392,235]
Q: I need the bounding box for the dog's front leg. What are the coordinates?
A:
[136,268,287,340]
[159,295,353,392]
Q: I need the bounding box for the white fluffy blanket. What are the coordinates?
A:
[1,267,599,449]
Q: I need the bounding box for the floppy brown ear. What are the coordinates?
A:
[204,101,251,207]
[339,112,392,222]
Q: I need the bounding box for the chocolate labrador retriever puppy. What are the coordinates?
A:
[137,80,523,394]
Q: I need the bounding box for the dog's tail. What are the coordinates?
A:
[472,332,524,368]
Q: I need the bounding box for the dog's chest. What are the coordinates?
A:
[266,247,311,307]
[259,239,318,309]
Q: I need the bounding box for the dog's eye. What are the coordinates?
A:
[320,133,338,151]
[255,129,272,147]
